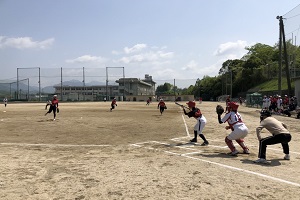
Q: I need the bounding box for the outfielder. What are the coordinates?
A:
[45,95,59,121]
[183,101,208,145]
[110,98,117,112]
[217,102,249,156]
[254,109,292,164]
[3,97,8,107]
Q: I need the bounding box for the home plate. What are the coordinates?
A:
[3,111,6,112]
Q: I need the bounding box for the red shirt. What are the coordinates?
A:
[158,101,165,107]
[52,99,59,106]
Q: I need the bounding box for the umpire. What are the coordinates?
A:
[254,109,292,164]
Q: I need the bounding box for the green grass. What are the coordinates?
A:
[255,78,294,92]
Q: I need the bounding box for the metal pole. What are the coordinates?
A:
[278,16,282,96]
[10,83,12,100]
[174,79,176,98]
[123,67,125,101]
[231,70,233,98]
[17,68,19,100]
[106,67,108,100]
[61,67,63,101]
[83,67,85,101]
[39,67,41,101]
[27,78,29,101]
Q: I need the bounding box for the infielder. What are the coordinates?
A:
[218,102,249,156]
[157,99,166,115]
[183,101,208,146]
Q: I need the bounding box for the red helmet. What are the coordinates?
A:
[186,101,196,108]
[228,102,239,110]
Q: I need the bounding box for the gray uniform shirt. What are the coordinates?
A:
[256,117,289,140]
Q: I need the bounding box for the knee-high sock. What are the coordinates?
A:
[199,134,207,143]
[193,130,197,139]
[235,138,248,151]
[225,137,236,152]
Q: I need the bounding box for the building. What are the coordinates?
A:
[53,74,156,101]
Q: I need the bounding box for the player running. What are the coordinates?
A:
[157,99,166,115]
[110,98,117,111]
[45,95,59,121]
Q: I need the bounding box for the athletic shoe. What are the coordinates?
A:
[227,150,239,156]
[254,158,268,164]
[200,141,209,146]
[243,149,250,154]
[284,154,290,160]
[190,138,197,143]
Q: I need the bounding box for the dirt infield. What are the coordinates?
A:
[0,101,300,199]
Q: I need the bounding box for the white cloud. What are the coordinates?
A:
[117,51,174,64]
[213,40,250,58]
[124,43,147,54]
[0,36,54,49]
[182,60,198,71]
[65,55,107,64]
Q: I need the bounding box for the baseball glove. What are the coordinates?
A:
[57,108,60,113]
[216,105,224,115]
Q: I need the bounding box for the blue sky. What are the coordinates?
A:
[1,0,300,87]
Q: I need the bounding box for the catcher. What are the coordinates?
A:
[183,101,209,145]
[216,102,249,156]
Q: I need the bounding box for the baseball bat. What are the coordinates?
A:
[175,102,190,110]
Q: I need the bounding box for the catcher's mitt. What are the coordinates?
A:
[216,105,224,115]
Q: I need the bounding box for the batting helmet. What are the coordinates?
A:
[186,101,196,108]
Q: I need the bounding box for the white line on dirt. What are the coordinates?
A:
[181,114,190,137]
[0,143,111,147]
[182,154,300,187]
[131,140,300,187]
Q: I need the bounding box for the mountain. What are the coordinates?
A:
[0,79,112,94]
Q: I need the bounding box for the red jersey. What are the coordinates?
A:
[52,99,59,106]
[112,99,117,105]
[158,101,165,107]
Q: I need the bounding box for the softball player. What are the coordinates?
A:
[157,99,166,115]
[3,97,7,107]
[110,98,117,111]
[218,102,249,156]
[45,95,59,121]
[183,101,208,146]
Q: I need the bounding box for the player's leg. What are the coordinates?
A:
[197,117,208,145]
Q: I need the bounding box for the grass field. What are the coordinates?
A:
[0,101,300,199]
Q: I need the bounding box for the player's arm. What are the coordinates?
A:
[218,114,223,124]
[256,125,264,140]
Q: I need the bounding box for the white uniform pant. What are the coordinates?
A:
[194,115,207,135]
[227,124,248,140]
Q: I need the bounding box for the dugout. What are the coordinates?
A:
[246,92,262,108]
